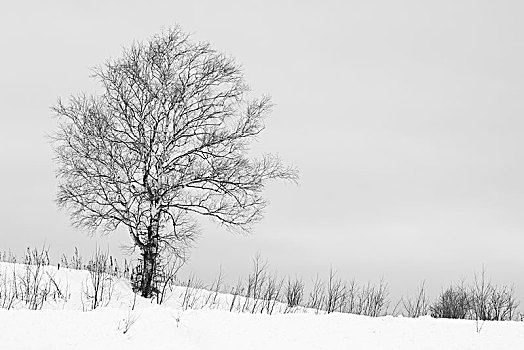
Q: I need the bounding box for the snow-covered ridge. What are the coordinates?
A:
[0,261,523,349]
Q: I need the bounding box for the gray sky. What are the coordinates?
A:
[1,0,523,301]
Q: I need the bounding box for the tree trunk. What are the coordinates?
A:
[138,207,161,298]
[140,240,158,298]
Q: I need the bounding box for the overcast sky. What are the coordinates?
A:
[1,0,523,301]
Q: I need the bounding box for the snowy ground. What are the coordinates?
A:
[0,262,523,349]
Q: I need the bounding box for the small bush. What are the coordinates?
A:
[431,283,470,319]
[0,246,67,310]
[285,277,304,309]
[470,269,519,321]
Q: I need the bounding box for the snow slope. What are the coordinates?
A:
[0,262,523,349]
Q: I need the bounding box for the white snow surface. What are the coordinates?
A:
[0,262,523,349]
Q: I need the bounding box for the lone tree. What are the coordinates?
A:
[52,27,297,298]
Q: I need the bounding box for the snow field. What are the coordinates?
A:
[0,262,523,349]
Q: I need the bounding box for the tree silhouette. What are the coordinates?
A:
[52,27,297,297]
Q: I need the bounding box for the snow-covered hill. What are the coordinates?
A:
[0,262,523,349]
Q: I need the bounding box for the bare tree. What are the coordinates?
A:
[52,26,298,297]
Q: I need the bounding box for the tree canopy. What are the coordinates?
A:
[52,27,298,297]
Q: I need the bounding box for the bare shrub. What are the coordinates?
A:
[307,275,326,314]
[181,274,204,310]
[261,273,284,315]
[19,246,53,310]
[23,246,50,266]
[46,272,70,303]
[119,309,139,334]
[285,277,304,310]
[304,270,390,317]
[229,278,244,312]
[470,269,519,321]
[0,246,67,310]
[401,281,430,317]
[431,283,470,319]
[0,250,17,263]
[220,255,286,314]
[203,268,224,309]
[82,248,114,311]
[60,247,83,270]
[355,279,390,317]
[0,267,17,309]
[430,270,520,321]
[326,269,346,314]
[250,254,268,313]
[242,254,269,313]
[156,255,185,305]
[340,280,358,314]
[60,254,69,269]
